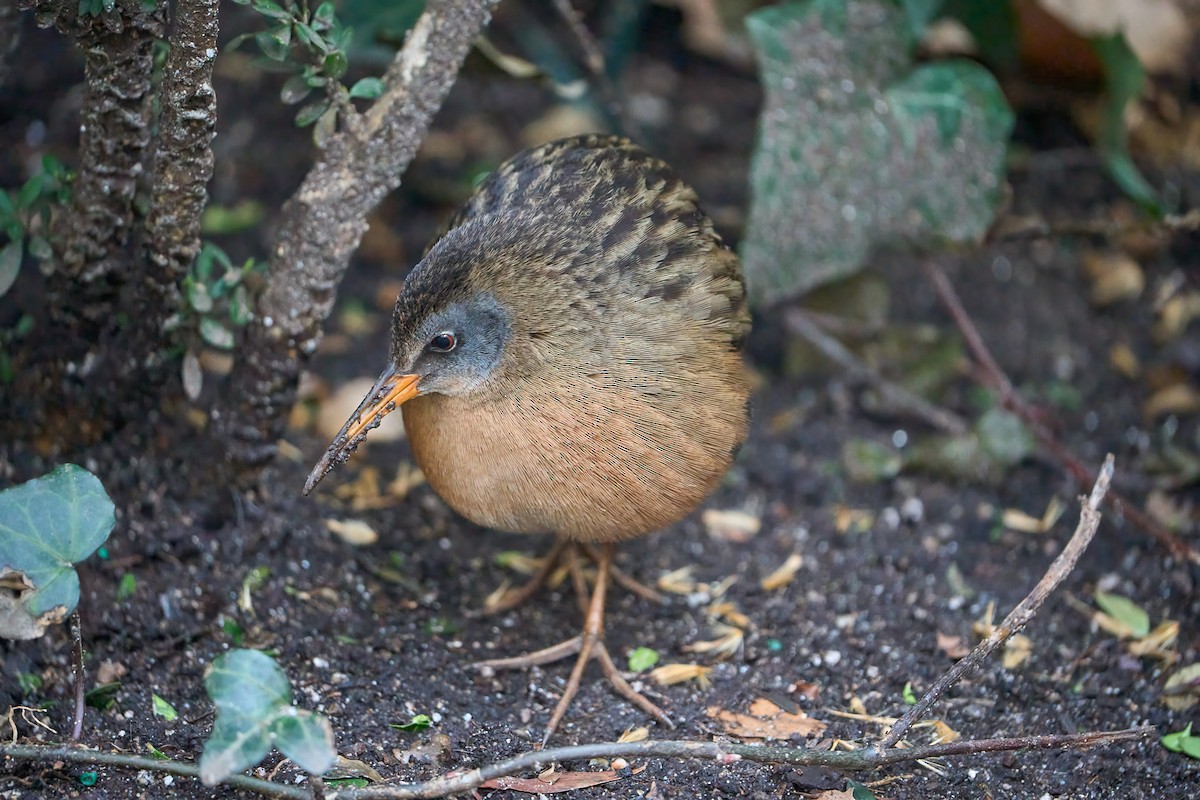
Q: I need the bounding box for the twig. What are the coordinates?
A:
[69,611,85,741]
[549,0,642,140]
[989,207,1200,244]
[0,727,1151,799]
[880,455,1114,749]
[920,258,1199,566]
[785,309,969,436]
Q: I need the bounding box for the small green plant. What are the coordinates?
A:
[627,646,660,673]
[227,0,386,133]
[0,464,115,640]
[0,156,72,299]
[199,649,335,785]
[181,242,261,351]
[1161,723,1200,759]
[153,694,179,722]
[390,713,432,732]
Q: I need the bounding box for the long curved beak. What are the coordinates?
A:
[303,365,422,495]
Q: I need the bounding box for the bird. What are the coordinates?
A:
[305,133,750,742]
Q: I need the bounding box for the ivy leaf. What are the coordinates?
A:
[1091,33,1162,215]
[199,650,335,785]
[0,465,115,639]
[741,0,1013,304]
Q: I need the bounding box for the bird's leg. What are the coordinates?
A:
[578,543,666,605]
[481,538,569,615]
[476,544,673,743]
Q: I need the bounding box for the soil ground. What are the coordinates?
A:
[1,6,1198,800]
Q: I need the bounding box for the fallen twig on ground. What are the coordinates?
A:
[921,258,1199,566]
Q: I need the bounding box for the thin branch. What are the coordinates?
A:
[548,0,641,140]
[0,726,1151,800]
[69,611,85,741]
[880,455,1114,749]
[920,258,1200,566]
[219,0,501,475]
[989,207,1200,244]
[785,308,969,435]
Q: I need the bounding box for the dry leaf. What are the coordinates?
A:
[702,509,761,542]
[480,765,645,794]
[96,660,127,684]
[1143,383,1200,419]
[1002,634,1033,670]
[682,624,744,658]
[650,663,712,688]
[833,505,874,534]
[1080,250,1144,306]
[1002,497,1065,534]
[1109,342,1141,378]
[760,553,804,591]
[707,601,751,629]
[1153,290,1200,343]
[325,518,379,546]
[657,566,697,595]
[707,698,826,740]
[1163,662,1200,711]
[617,726,649,743]
[936,631,969,660]
[926,719,961,744]
[1128,620,1180,660]
[328,756,384,782]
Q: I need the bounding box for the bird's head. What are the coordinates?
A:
[303,210,562,495]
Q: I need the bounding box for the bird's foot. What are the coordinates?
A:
[474,543,673,744]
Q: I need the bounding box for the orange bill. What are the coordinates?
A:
[303,367,422,495]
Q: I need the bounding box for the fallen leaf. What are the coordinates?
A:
[936,632,969,660]
[1143,383,1200,419]
[328,756,384,783]
[1109,342,1141,378]
[1002,634,1033,670]
[1127,620,1179,661]
[707,698,826,740]
[702,509,762,542]
[657,566,697,595]
[707,601,751,629]
[1080,250,1144,306]
[1002,497,1066,534]
[927,719,961,744]
[833,506,874,534]
[617,726,649,743]
[480,765,645,794]
[761,553,804,591]
[1163,663,1200,711]
[650,663,712,688]
[682,623,744,658]
[325,518,379,546]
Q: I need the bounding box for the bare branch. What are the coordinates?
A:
[920,258,1200,565]
[219,0,502,474]
[0,726,1152,799]
[880,455,1114,749]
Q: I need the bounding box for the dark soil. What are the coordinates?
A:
[2,6,1198,800]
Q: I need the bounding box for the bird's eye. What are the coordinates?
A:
[429,332,457,352]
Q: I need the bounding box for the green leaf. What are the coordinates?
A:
[323,50,349,79]
[842,438,903,483]
[281,74,314,105]
[975,407,1032,468]
[250,0,291,21]
[349,77,384,100]
[0,464,115,638]
[627,646,660,673]
[1094,591,1150,638]
[256,24,292,61]
[200,318,234,349]
[187,280,214,314]
[1161,722,1200,759]
[229,285,253,326]
[390,713,432,732]
[902,681,917,704]
[116,573,137,602]
[0,189,16,224]
[848,778,880,800]
[312,2,336,30]
[295,99,331,128]
[200,649,335,784]
[1091,34,1161,215]
[153,693,179,721]
[17,174,45,211]
[26,235,52,261]
[0,239,21,298]
[741,0,1013,303]
[85,682,121,710]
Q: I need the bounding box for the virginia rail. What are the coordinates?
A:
[306,134,750,741]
